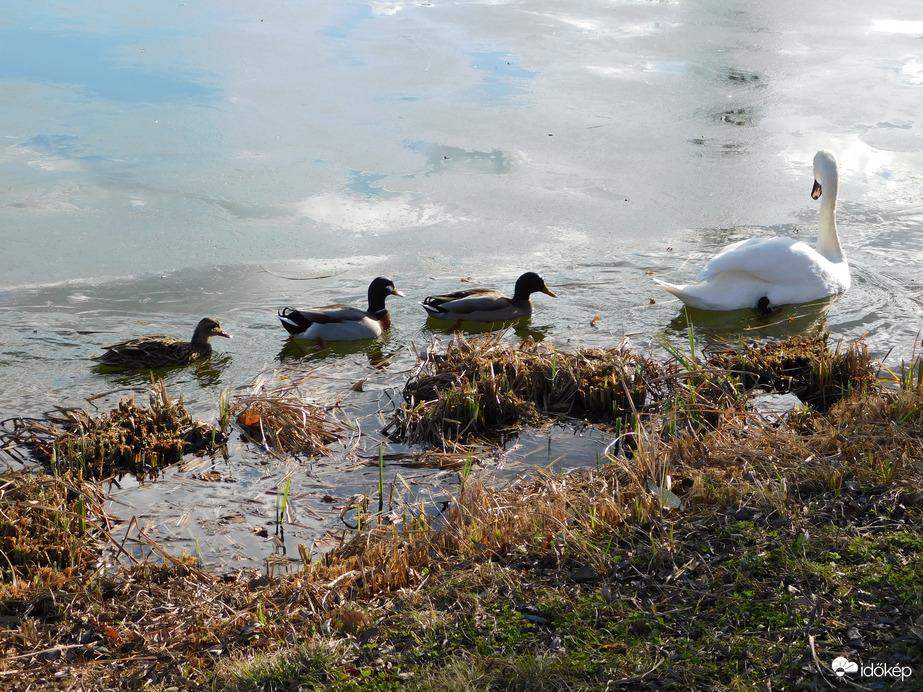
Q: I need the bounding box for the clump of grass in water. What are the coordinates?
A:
[386,333,658,447]
[655,329,747,436]
[0,379,224,480]
[707,331,873,411]
[232,371,343,459]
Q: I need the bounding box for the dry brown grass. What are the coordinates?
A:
[231,370,343,458]
[318,381,923,602]
[387,332,874,453]
[705,331,873,410]
[387,333,659,447]
[0,470,114,594]
[0,379,222,480]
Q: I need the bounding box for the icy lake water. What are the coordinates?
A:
[1,1,922,571]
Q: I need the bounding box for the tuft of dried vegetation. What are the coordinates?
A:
[0,379,224,480]
[231,370,343,458]
[0,470,113,592]
[706,331,873,411]
[387,333,658,447]
[387,331,874,450]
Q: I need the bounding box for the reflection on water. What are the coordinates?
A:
[422,316,550,343]
[347,170,391,198]
[469,50,538,101]
[664,297,836,347]
[0,27,217,104]
[91,352,232,382]
[872,19,923,35]
[404,141,514,175]
[276,336,398,369]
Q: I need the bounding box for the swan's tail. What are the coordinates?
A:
[653,278,716,310]
[653,278,688,301]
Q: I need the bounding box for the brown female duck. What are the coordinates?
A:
[92,317,231,369]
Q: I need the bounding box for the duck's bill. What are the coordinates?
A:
[542,287,557,297]
[218,331,232,338]
[393,289,406,298]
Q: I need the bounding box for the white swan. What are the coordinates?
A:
[654,150,850,312]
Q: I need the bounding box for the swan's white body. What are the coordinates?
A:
[655,150,850,311]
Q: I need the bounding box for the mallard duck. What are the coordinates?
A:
[421,271,556,323]
[278,276,404,341]
[654,150,850,312]
[92,317,231,369]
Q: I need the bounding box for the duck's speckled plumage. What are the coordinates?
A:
[278,276,404,342]
[92,317,231,369]
[421,272,556,323]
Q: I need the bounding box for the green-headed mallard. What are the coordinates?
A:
[278,276,404,341]
[421,271,556,322]
[92,317,231,369]
[654,150,850,312]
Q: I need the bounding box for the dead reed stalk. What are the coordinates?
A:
[231,371,343,458]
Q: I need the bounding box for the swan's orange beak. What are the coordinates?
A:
[811,180,822,200]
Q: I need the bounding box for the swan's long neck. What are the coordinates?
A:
[815,178,845,264]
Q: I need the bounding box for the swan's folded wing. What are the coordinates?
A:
[697,237,811,284]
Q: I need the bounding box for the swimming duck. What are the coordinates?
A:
[278,276,404,341]
[654,150,850,312]
[92,317,231,369]
[421,271,556,322]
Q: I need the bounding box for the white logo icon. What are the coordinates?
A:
[832,656,859,678]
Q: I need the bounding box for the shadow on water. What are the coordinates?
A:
[422,316,550,343]
[91,353,233,389]
[663,296,837,347]
[276,335,399,370]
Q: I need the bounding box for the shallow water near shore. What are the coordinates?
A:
[1,0,922,571]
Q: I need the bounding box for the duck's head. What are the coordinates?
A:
[195,317,232,341]
[812,150,839,200]
[368,276,405,302]
[514,272,557,299]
